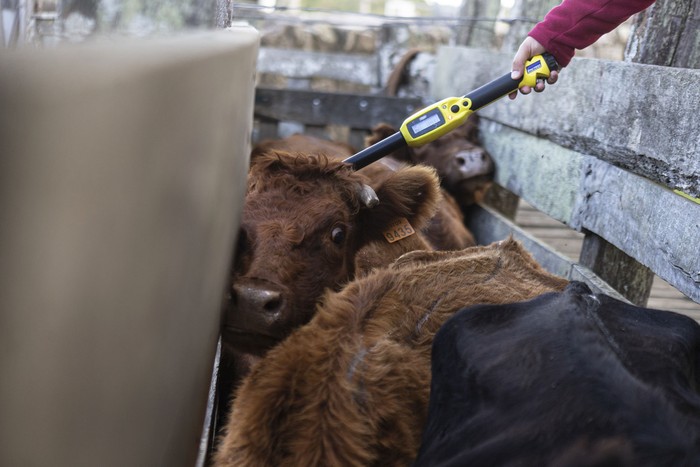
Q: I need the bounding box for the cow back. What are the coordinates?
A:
[214,238,568,466]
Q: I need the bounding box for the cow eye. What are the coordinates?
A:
[331,226,346,245]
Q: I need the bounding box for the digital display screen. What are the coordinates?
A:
[408,109,444,138]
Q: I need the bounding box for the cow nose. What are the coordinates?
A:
[455,150,493,177]
[233,283,285,321]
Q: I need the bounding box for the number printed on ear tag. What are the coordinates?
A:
[383,217,416,243]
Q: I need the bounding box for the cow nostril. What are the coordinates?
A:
[233,283,285,316]
[456,157,465,166]
[481,153,487,161]
[263,295,283,313]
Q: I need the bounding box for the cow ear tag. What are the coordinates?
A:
[383,217,416,243]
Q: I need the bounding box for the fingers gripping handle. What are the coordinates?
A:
[464,53,559,111]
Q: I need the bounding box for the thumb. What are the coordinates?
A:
[511,49,527,80]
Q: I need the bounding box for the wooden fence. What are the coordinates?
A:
[252,42,700,309]
[255,45,424,149]
[435,47,700,306]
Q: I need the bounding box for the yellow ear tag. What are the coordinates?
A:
[383,218,416,243]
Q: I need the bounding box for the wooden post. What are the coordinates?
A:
[579,232,655,306]
[625,0,700,69]
[599,0,700,304]
[483,184,520,219]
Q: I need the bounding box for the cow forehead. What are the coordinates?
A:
[249,152,359,186]
[246,184,358,211]
[248,167,364,200]
[244,189,357,232]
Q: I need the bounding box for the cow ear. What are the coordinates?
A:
[365,123,417,164]
[364,123,397,147]
[359,164,441,240]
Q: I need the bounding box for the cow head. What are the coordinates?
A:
[366,117,494,207]
[224,150,441,358]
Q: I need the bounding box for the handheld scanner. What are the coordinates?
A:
[399,53,558,147]
[344,53,558,170]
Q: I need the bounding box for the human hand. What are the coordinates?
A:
[508,36,558,100]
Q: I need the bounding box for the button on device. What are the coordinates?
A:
[450,105,460,113]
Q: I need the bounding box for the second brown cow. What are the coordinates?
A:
[215,238,569,466]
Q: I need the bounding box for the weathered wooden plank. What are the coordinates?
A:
[254,118,280,142]
[433,46,700,198]
[517,217,579,229]
[573,157,700,303]
[254,87,421,130]
[471,122,700,304]
[466,204,571,278]
[518,227,582,239]
[514,200,700,316]
[482,184,520,219]
[258,47,380,87]
[479,120,584,225]
[464,204,629,301]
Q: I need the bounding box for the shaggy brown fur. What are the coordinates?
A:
[225,150,442,387]
[215,238,569,466]
[252,133,476,256]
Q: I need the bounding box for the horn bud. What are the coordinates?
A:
[358,184,379,208]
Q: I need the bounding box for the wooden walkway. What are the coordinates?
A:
[514,201,700,321]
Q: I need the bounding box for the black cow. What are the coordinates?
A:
[415,281,700,467]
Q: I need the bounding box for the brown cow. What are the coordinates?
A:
[252,133,476,256]
[224,148,459,392]
[214,238,569,466]
[366,117,494,209]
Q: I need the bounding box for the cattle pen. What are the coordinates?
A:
[209,5,700,464]
[2,1,699,466]
[245,8,700,315]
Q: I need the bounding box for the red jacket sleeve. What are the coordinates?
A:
[528,0,656,67]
